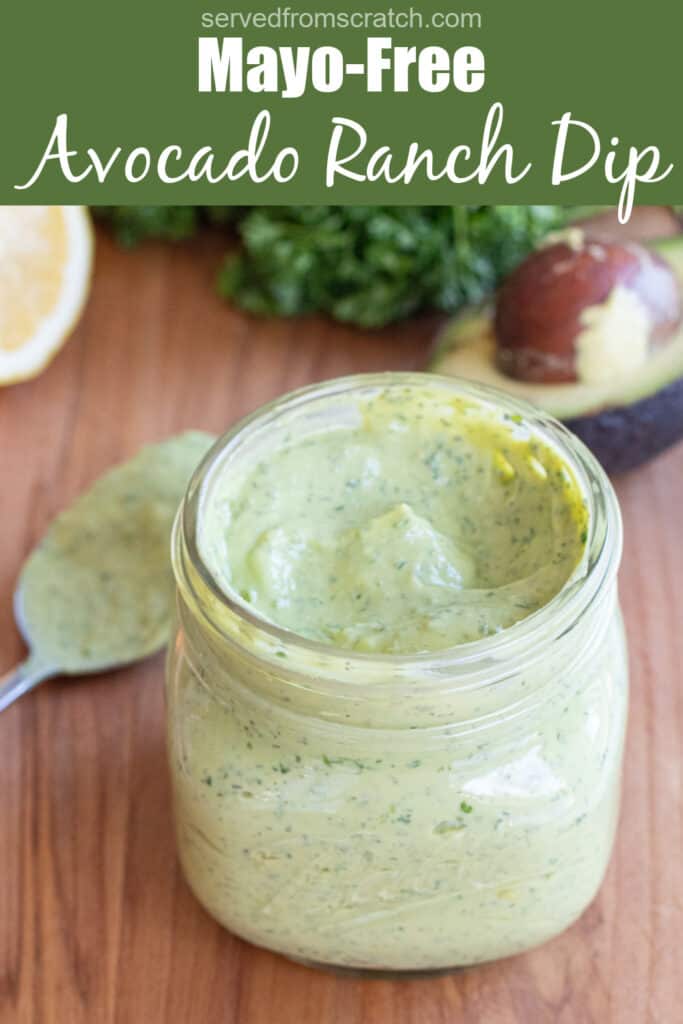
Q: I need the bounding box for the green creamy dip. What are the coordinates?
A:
[20,432,214,672]
[199,388,588,654]
[170,377,627,971]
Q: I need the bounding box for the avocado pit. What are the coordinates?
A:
[494,238,681,385]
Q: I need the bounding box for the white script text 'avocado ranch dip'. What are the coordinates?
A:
[167,374,628,972]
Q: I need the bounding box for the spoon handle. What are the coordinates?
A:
[0,659,55,713]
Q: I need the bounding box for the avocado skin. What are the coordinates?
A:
[565,375,683,474]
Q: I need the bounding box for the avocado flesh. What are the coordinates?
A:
[429,236,683,473]
[431,310,683,420]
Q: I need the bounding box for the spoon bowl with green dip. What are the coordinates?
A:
[0,432,214,713]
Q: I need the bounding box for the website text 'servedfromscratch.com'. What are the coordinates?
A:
[200,9,482,31]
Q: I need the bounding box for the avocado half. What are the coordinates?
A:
[430,237,683,474]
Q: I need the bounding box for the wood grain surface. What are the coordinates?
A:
[1,228,681,1024]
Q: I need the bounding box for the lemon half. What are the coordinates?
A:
[0,206,93,385]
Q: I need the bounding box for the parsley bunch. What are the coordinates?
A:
[97,205,569,328]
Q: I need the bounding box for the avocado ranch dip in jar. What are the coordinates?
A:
[166,373,627,973]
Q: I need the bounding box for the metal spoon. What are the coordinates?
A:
[0,592,57,712]
[0,431,214,714]
[0,576,164,713]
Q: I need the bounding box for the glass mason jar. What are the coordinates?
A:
[166,373,628,974]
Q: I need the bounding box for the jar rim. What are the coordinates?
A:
[174,372,622,684]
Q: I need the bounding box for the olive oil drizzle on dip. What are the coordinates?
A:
[199,387,588,654]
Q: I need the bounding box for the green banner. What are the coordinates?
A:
[2,0,680,209]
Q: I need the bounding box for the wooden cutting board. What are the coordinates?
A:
[1,229,681,1024]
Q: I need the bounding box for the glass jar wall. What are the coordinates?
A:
[166,375,628,974]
